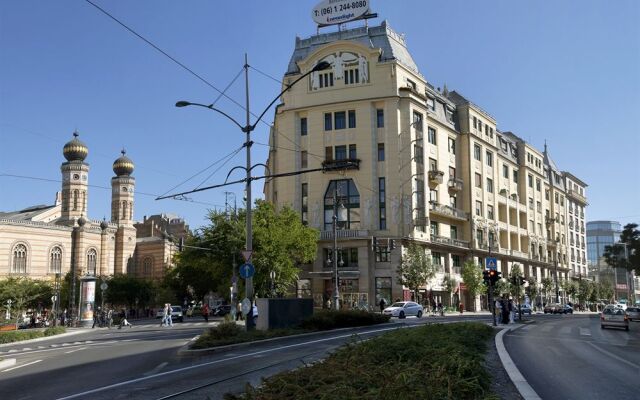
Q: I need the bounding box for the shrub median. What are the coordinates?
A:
[191,310,390,350]
[0,326,66,344]
[224,322,496,400]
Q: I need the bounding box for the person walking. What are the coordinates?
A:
[107,309,113,329]
[235,302,243,321]
[379,298,387,314]
[458,302,464,315]
[252,301,258,327]
[92,308,100,328]
[202,303,210,323]
[166,303,173,327]
[118,309,132,329]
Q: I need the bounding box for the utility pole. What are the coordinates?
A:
[332,190,340,311]
[244,53,255,330]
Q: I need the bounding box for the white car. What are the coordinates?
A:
[383,302,423,319]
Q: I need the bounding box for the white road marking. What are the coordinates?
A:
[143,361,168,376]
[2,359,42,372]
[22,347,32,351]
[587,341,639,369]
[579,328,591,336]
[64,347,87,354]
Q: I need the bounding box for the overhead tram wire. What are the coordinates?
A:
[0,173,224,208]
[252,141,324,161]
[194,146,243,189]
[249,65,284,86]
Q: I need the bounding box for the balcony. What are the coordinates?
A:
[319,229,369,240]
[476,241,489,250]
[447,178,463,193]
[322,158,360,172]
[429,202,468,221]
[511,250,529,259]
[430,235,470,249]
[428,170,444,185]
[413,216,428,228]
[567,189,588,205]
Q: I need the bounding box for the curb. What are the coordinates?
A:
[0,329,87,349]
[0,358,17,369]
[495,324,542,400]
[178,321,407,355]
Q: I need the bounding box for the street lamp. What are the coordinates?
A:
[331,189,348,311]
[175,57,330,330]
[545,217,561,304]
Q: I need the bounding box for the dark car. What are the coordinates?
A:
[213,305,232,316]
[518,304,532,315]
[544,304,563,314]
[562,304,573,314]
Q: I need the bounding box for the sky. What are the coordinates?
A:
[1,0,639,231]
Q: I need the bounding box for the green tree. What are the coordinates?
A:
[105,274,154,309]
[577,280,593,307]
[397,243,436,301]
[541,277,554,304]
[442,273,458,307]
[0,278,53,323]
[508,264,524,300]
[562,280,578,303]
[597,280,614,302]
[461,260,485,311]
[527,279,540,309]
[603,223,640,275]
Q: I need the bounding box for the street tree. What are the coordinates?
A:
[397,243,436,302]
[527,279,540,309]
[105,274,154,310]
[508,264,525,301]
[541,277,554,304]
[442,273,458,308]
[562,280,578,304]
[603,223,640,275]
[577,280,593,308]
[0,277,53,323]
[461,260,485,311]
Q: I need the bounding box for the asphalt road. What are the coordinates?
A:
[504,314,640,400]
[0,314,493,400]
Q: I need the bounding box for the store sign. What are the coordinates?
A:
[615,284,628,290]
[312,0,370,26]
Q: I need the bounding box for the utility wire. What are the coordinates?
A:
[0,173,224,208]
[253,141,324,161]
[249,65,283,86]
[194,146,243,189]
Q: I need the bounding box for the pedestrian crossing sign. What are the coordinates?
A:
[486,257,497,270]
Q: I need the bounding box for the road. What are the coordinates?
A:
[504,314,640,400]
[0,314,492,400]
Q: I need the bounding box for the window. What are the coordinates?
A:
[528,174,533,188]
[452,254,461,267]
[301,183,308,225]
[376,109,384,128]
[430,221,439,237]
[324,113,332,130]
[87,249,97,275]
[429,158,438,172]
[349,144,357,159]
[474,144,482,161]
[414,143,424,164]
[555,193,559,204]
[297,279,312,298]
[560,196,564,206]
[545,189,550,201]
[450,195,457,209]
[528,197,534,209]
[300,117,307,136]
[50,246,62,274]
[475,173,482,188]
[143,257,153,275]
[513,170,519,183]
[486,178,493,193]
[451,226,458,239]
[348,110,356,128]
[324,248,358,269]
[427,97,435,111]
[476,200,483,216]
[449,166,456,179]
[445,108,454,123]
[415,178,425,232]
[319,71,334,88]
[486,151,493,167]
[335,145,347,160]
[301,151,308,168]
[473,116,477,129]
[379,178,386,230]
[413,111,423,131]
[12,244,27,273]
[334,111,346,130]
[429,188,438,203]
[375,246,390,262]
[325,146,333,161]
[503,165,509,179]
[478,120,483,131]
[476,229,484,245]
[536,201,541,212]
[324,179,360,230]
[432,251,442,267]
[407,79,417,90]
[448,138,456,154]
[487,205,494,219]
[428,127,437,145]
[536,178,541,191]
[375,277,392,305]
[344,68,359,84]
[378,143,385,161]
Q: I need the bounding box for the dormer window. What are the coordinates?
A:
[407,79,417,90]
[445,108,454,123]
[319,71,334,88]
[344,68,359,85]
[427,97,435,111]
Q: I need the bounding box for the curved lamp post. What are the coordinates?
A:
[175,57,330,330]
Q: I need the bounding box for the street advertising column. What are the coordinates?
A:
[79,275,97,327]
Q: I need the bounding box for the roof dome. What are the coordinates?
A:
[63,131,88,161]
[77,215,87,227]
[112,149,134,176]
[100,219,109,230]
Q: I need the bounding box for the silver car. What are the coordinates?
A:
[626,307,640,321]
[383,301,423,319]
[601,305,629,331]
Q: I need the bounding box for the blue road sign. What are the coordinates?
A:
[486,257,497,270]
[239,263,255,279]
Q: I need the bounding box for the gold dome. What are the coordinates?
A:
[63,131,88,162]
[113,149,134,176]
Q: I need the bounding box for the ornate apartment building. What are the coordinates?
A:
[0,133,187,281]
[263,21,588,309]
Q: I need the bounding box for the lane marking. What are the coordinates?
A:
[586,342,639,369]
[143,361,168,376]
[56,324,410,399]
[2,359,43,372]
[579,328,591,336]
[64,347,87,354]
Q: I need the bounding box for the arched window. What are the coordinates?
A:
[324,179,360,230]
[122,201,127,220]
[50,246,62,274]
[73,189,79,210]
[129,201,133,220]
[12,244,27,273]
[143,257,153,276]
[87,249,97,275]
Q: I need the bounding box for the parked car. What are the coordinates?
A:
[213,304,232,316]
[562,304,574,314]
[543,304,563,314]
[625,307,640,321]
[614,302,628,311]
[601,305,629,330]
[383,302,423,319]
[155,306,184,322]
[518,304,532,315]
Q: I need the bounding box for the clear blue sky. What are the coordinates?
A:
[1,0,638,230]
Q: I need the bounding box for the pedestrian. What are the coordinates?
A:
[235,302,243,321]
[61,309,67,326]
[202,303,210,322]
[438,302,444,316]
[252,302,258,326]
[166,303,173,327]
[501,298,510,324]
[495,299,502,323]
[379,298,386,314]
[326,298,332,310]
[508,299,515,323]
[107,309,113,329]
[458,302,464,315]
[92,307,101,328]
[118,309,132,329]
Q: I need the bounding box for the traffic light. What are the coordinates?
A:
[390,239,397,250]
[483,270,490,285]
[371,237,379,252]
[488,270,501,285]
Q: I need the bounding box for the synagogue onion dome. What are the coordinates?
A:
[112,149,135,176]
[63,131,89,161]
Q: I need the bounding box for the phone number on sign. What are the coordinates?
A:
[313,1,367,17]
